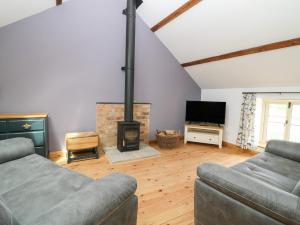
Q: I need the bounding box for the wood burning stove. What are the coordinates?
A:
[117,0,143,152]
[117,121,140,151]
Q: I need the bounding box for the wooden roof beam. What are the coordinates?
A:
[56,0,62,6]
[151,0,201,32]
[182,37,300,67]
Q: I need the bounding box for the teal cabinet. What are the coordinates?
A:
[0,121,6,133]
[35,147,45,156]
[0,114,49,158]
[0,134,7,140]
[7,119,44,132]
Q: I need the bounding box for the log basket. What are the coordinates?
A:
[156,130,180,148]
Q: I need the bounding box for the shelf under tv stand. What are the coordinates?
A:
[184,124,223,148]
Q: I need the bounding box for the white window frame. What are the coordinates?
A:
[259,99,300,146]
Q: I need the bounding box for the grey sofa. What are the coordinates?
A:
[0,138,138,225]
[195,140,300,225]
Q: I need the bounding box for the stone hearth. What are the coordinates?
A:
[96,103,151,148]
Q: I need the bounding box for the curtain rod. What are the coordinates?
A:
[242,92,300,94]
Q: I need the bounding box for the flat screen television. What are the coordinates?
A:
[185,101,226,125]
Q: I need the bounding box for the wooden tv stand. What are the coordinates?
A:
[184,124,223,148]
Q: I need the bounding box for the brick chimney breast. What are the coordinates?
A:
[96,103,151,148]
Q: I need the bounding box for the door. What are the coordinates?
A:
[260,100,300,144]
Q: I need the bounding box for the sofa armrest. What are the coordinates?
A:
[0,138,35,164]
[29,173,138,225]
[265,140,300,162]
[198,163,300,225]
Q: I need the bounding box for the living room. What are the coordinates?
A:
[0,0,300,225]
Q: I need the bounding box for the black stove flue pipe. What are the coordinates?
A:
[122,0,143,122]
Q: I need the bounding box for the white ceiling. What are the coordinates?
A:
[186,46,300,88]
[0,0,73,27]
[137,0,300,89]
[137,0,187,28]
[0,0,56,27]
[1,0,299,89]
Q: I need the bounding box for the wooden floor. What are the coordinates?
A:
[50,142,256,225]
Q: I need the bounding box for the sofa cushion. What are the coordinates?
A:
[0,154,71,194]
[292,181,300,197]
[28,173,138,225]
[198,163,300,225]
[0,154,92,224]
[247,152,300,181]
[266,140,300,162]
[0,197,20,225]
[0,138,34,164]
[232,162,298,193]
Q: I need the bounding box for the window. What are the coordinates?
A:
[260,100,300,145]
[289,104,300,142]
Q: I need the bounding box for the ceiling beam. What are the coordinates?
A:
[181,37,300,67]
[151,0,201,32]
[56,0,62,6]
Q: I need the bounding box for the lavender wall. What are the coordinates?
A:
[0,0,201,151]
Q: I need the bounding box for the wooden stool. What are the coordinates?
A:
[65,132,99,164]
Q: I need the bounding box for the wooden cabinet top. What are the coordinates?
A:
[185,124,224,131]
[0,113,48,119]
[65,132,99,139]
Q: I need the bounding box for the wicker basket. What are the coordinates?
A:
[156,130,180,148]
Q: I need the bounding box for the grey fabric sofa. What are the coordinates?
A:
[0,138,138,225]
[195,140,300,225]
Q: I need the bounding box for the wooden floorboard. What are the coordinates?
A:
[50,142,256,225]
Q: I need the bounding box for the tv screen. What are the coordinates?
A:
[185,101,226,125]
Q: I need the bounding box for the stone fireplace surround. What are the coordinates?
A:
[96,103,151,149]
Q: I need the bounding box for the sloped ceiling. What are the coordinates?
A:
[137,0,300,89]
[1,0,299,89]
[0,0,72,27]
[0,0,55,27]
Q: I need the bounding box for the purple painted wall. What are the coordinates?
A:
[0,0,201,151]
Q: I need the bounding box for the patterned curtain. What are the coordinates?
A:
[237,93,257,149]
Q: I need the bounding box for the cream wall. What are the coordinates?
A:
[201,87,300,145]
